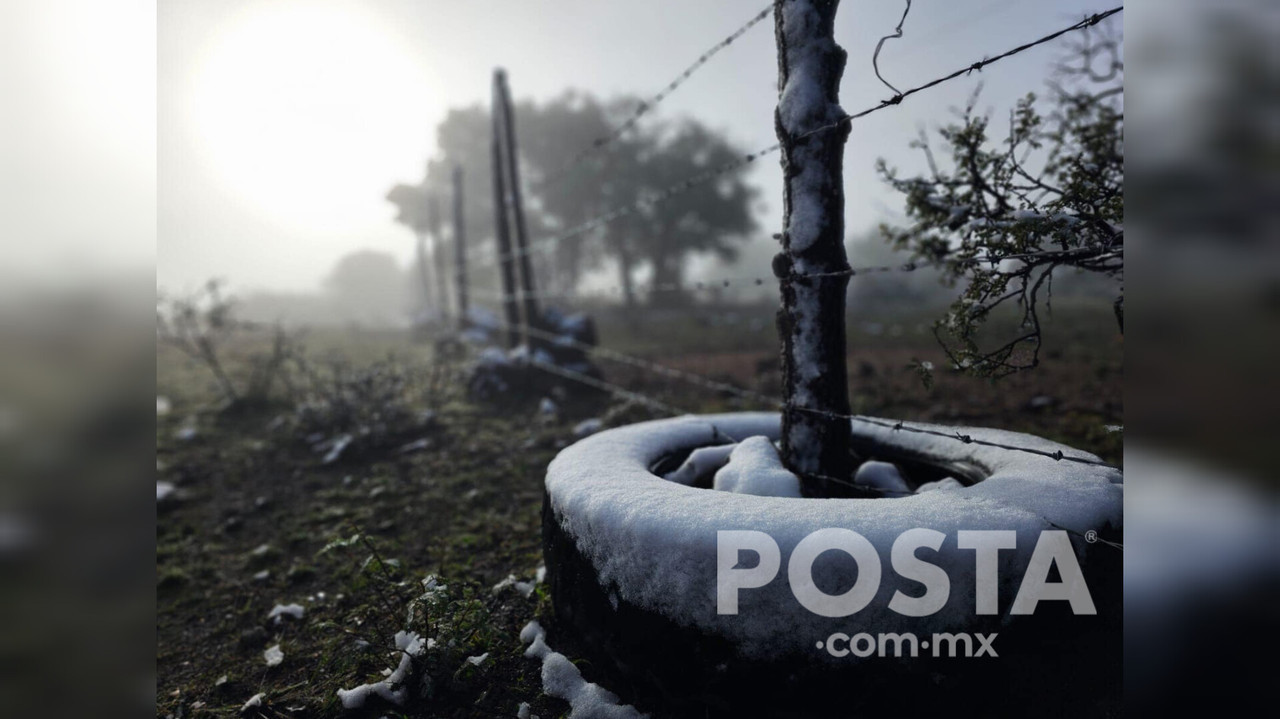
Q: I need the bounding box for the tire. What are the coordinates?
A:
[541,412,1122,717]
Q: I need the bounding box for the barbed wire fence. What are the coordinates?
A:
[454,4,1124,474]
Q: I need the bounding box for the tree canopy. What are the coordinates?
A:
[395,91,760,305]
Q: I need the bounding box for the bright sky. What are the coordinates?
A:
[0,0,155,288]
[151,0,1114,293]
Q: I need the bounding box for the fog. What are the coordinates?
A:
[154,0,1106,302]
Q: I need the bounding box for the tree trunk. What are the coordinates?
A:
[773,0,856,496]
[414,230,434,318]
[617,241,637,311]
[452,166,469,331]
[427,194,451,323]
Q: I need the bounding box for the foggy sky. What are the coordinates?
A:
[154,0,1111,293]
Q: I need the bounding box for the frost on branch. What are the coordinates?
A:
[878,20,1124,377]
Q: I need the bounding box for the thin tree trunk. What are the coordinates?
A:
[773,0,856,496]
[452,166,469,331]
[414,230,434,319]
[427,194,450,322]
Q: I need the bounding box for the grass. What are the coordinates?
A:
[155,302,1121,718]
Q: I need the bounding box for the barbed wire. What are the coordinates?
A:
[537,5,774,190]
[468,6,1124,274]
[471,309,1122,472]
[872,0,913,96]
[523,356,908,496]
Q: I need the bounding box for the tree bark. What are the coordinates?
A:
[774,0,856,496]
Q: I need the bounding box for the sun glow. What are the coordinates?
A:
[189,1,436,234]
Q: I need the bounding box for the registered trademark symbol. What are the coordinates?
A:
[1084,530,1098,543]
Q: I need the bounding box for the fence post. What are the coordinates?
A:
[495,69,542,345]
[452,165,469,331]
[773,0,857,496]
[490,72,523,348]
[427,194,451,323]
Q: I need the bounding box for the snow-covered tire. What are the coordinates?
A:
[541,412,1122,716]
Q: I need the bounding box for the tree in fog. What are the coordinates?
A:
[878,23,1124,377]
[404,92,759,306]
[323,249,411,325]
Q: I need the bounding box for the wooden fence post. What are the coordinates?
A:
[494,69,542,345]
[773,0,857,496]
[452,166,469,331]
[490,72,523,348]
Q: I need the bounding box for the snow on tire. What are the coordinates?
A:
[541,412,1122,715]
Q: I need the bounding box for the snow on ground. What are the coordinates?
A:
[336,631,427,709]
[520,621,648,719]
[240,693,264,712]
[712,437,802,498]
[493,573,538,598]
[267,603,305,624]
[156,481,175,502]
[263,644,283,667]
[572,418,603,438]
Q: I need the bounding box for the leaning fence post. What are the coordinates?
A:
[452,166,469,331]
[495,69,542,346]
[490,73,523,349]
[773,0,857,496]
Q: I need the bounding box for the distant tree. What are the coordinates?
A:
[403,92,760,306]
[323,250,410,325]
[878,23,1123,377]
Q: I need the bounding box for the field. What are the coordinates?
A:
[155,299,1121,718]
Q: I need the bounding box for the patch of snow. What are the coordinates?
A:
[156,481,175,502]
[156,396,171,416]
[398,438,430,454]
[241,693,265,712]
[915,477,964,494]
[535,565,546,584]
[252,570,270,582]
[263,644,283,667]
[337,645,414,709]
[572,418,603,438]
[539,398,559,416]
[663,443,735,486]
[321,434,353,464]
[466,652,489,666]
[394,630,426,656]
[420,575,447,599]
[520,621,648,719]
[516,700,538,719]
[267,603,304,624]
[853,461,911,496]
[494,573,538,598]
[545,413,1122,661]
[712,437,802,498]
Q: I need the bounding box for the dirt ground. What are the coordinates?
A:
[155,302,1121,718]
